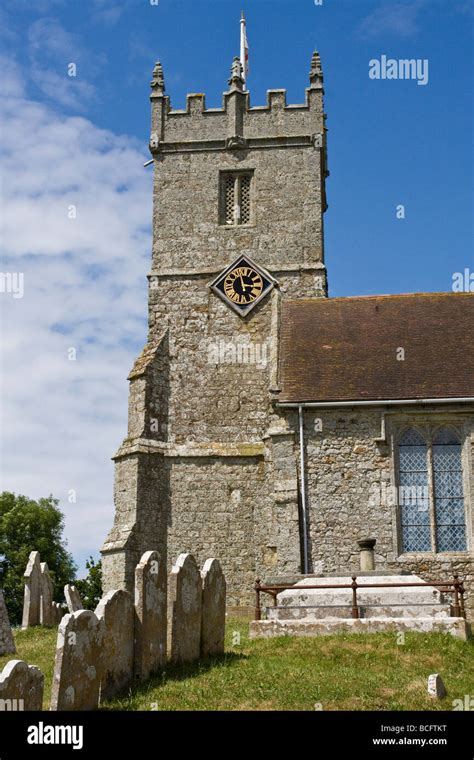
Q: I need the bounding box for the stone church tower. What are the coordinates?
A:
[101,52,330,605]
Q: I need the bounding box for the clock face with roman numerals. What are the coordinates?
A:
[223,265,263,305]
[210,256,275,316]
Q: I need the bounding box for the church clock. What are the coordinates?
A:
[210,255,276,316]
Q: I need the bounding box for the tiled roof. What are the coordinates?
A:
[278,292,474,403]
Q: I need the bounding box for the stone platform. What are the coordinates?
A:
[249,575,470,641]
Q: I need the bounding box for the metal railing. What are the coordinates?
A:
[253,574,466,621]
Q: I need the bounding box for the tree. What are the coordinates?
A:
[75,556,102,610]
[0,492,77,625]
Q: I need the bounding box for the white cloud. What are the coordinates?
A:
[27,18,102,110]
[0,54,153,575]
[90,0,136,26]
[357,0,427,38]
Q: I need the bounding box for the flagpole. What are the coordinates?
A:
[240,10,247,90]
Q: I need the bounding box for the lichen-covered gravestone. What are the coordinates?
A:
[134,551,167,681]
[0,590,16,655]
[64,585,83,613]
[50,610,105,711]
[22,551,42,629]
[201,558,226,657]
[168,553,202,664]
[96,589,133,700]
[39,563,54,627]
[0,660,44,711]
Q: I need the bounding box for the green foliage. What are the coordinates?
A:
[75,556,102,610]
[0,492,77,625]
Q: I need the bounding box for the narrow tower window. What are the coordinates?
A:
[220,171,253,226]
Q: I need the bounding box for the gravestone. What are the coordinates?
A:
[0,590,16,655]
[22,551,42,629]
[0,660,44,711]
[96,589,133,700]
[39,563,54,627]
[52,602,65,624]
[64,585,83,613]
[428,673,447,699]
[134,551,167,681]
[201,558,226,657]
[168,553,202,664]
[50,610,105,711]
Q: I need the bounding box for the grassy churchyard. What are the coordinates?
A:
[1,618,473,711]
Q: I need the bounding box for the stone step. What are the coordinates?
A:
[266,603,453,621]
[250,617,470,641]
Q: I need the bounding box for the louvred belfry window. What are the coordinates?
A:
[397,427,467,553]
[220,171,253,226]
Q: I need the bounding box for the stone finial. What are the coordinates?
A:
[151,61,165,94]
[228,56,245,91]
[309,50,324,88]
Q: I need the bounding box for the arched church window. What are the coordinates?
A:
[397,427,467,553]
[432,428,466,552]
[398,429,430,552]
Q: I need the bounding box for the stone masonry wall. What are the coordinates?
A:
[302,409,474,618]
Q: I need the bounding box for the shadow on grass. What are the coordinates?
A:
[100,651,248,710]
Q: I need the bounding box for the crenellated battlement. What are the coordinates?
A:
[149,52,327,152]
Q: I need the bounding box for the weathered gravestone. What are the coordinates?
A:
[64,585,83,614]
[134,551,167,681]
[96,589,134,700]
[22,551,42,629]
[39,563,55,627]
[52,602,65,625]
[50,610,104,711]
[0,660,44,711]
[201,558,226,657]
[168,553,202,664]
[0,590,16,655]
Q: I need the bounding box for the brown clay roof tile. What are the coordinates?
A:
[278,292,474,403]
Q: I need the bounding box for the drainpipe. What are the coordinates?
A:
[298,405,309,574]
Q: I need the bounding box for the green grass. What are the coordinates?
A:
[2,619,473,711]
[0,626,58,710]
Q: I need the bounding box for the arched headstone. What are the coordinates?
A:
[201,558,226,657]
[168,553,202,664]
[134,551,167,681]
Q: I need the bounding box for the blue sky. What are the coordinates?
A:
[1,0,473,574]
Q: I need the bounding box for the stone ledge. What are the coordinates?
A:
[113,438,265,460]
[148,263,326,280]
